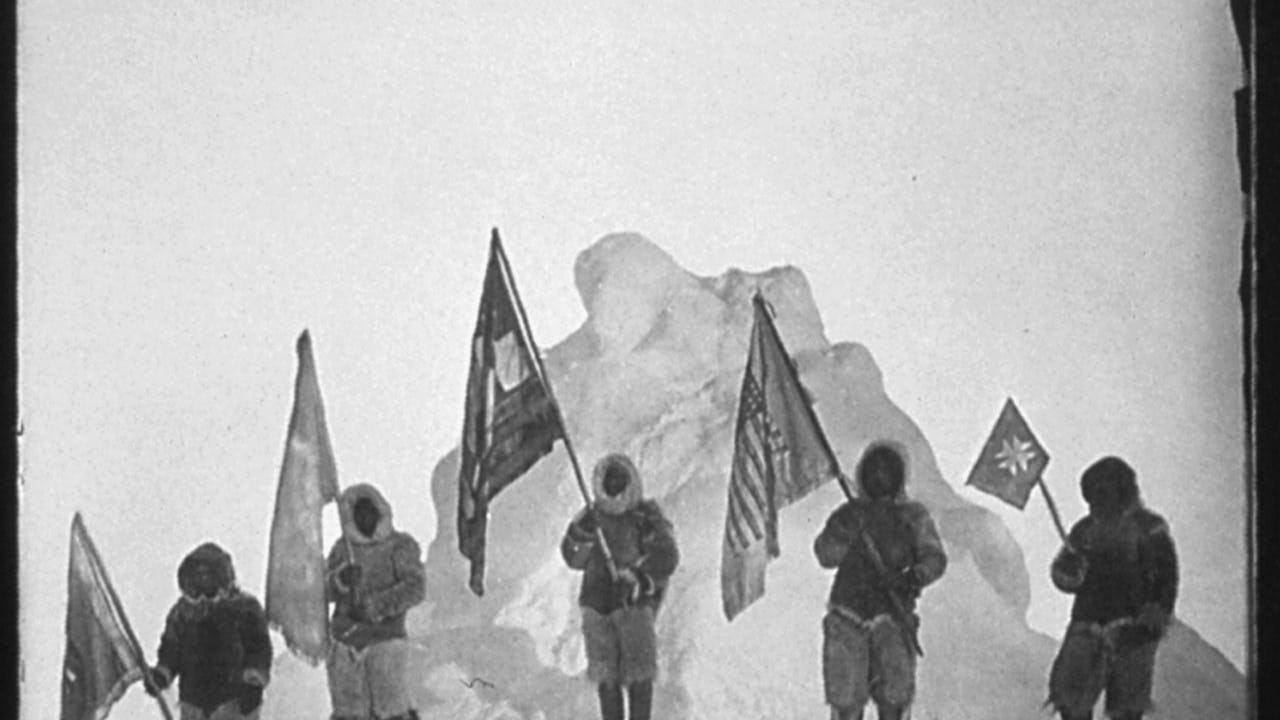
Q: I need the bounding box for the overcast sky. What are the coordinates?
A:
[19,1,1244,718]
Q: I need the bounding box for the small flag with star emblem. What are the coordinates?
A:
[966,398,1049,509]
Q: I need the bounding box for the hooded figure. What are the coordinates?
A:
[325,483,426,720]
[1046,456,1179,720]
[813,441,947,720]
[147,542,273,720]
[560,453,679,720]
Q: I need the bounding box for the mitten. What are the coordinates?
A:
[614,567,641,605]
[144,666,170,696]
[568,511,599,543]
[1136,603,1170,640]
[1051,550,1089,592]
[238,683,264,714]
[335,563,363,591]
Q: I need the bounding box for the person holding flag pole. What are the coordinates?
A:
[322,481,427,720]
[560,452,680,720]
[814,444,947,720]
[145,542,274,720]
[719,292,947,720]
[966,400,1180,720]
[457,229,679,720]
[264,331,428,720]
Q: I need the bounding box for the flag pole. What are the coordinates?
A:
[1037,477,1072,549]
[147,682,176,720]
[491,229,619,578]
[76,516,176,720]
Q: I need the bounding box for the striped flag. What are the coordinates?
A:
[62,514,172,720]
[721,294,840,620]
[966,397,1050,509]
[457,229,564,596]
[265,330,341,663]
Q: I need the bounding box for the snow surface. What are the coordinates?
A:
[257,234,1244,719]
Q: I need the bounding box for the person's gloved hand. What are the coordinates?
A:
[887,565,922,599]
[614,566,656,606]
[1057,551,1087,577]
[238,682,264,714]
[144,667,170,697]
[1114,620,1154,648]
[1136,603,1170,641]
[335,563,363,591]
[568,510,599,543]
[614,567,640,605]
[1052,550,1089,591]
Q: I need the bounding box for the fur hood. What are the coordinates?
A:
[854,440,910,502]
[1081,456,1141,515]
[177,542,237,601]
[591,453,643,515]
[338,483,396,544]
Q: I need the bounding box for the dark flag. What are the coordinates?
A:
[62,513,172,720]
[721,294,840,620]
[966,397,1050,509]
[458,229,564,595]
[265,330,341,663]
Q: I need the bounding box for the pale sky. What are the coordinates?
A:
[18,2,1245,718]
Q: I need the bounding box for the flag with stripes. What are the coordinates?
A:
[457,229,564,596]
[721,294,840,620]
[62,513,169,720]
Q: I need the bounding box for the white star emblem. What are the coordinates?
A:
[995,435,1037,476]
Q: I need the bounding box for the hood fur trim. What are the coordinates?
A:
[591,453,643,515]
[338,483,395,544]
[177,542,236,600]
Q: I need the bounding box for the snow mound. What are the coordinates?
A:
[269,233,1244,719]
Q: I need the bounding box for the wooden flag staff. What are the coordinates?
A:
[1037,477,1073,550]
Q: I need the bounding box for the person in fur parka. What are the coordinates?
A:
[146,542,273,720]
[813,441,947,720]
[560,453,680,720]
[325,483,427,720]
[1047,456,1179,720]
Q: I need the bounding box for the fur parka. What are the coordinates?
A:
[560,454,680,615]
[813,441,947,619]
[326,483,427,650]
[154,543,272,716]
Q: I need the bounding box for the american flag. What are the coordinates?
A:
[456,229,564,596]
[721,294,839,620]
[725,372,783,555]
